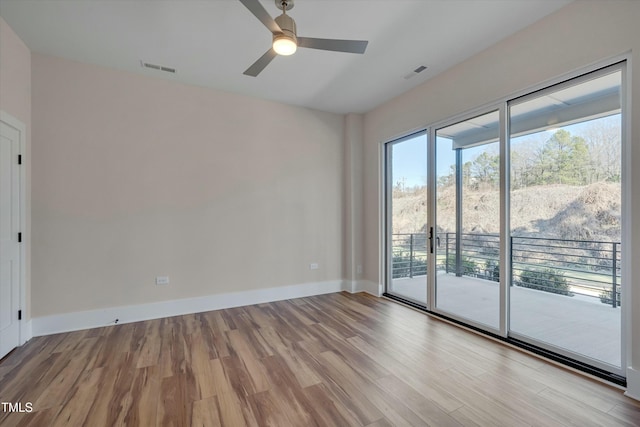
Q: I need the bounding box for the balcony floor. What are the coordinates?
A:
[389,274,621,368]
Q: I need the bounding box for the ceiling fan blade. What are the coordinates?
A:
[297,37,368,54]
[238,0,281,34]
[243,48,278,77]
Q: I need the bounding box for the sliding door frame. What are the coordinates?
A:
[427,105,505,336]
[383,130,429,307]
[506,61,627,377]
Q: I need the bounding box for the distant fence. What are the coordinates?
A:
[391,232,621,307]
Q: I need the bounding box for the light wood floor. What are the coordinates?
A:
[1,292,639,426]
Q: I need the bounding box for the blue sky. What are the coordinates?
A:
[390,114,620,188]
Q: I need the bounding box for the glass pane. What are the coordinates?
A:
[509,69,622,368]
[435,110,500,329]
[387,133,428,305]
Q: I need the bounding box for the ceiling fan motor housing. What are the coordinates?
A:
[274,13,297,44]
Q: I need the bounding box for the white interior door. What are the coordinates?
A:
[0,119,21,359]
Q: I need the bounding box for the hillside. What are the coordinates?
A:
[392,182,621,242]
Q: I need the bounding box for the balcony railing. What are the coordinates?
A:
[391,232,621,307]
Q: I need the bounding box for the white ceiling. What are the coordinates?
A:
[0,0,573,114]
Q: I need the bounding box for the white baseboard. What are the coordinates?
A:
[20,319,32,344]
[625,366,640,401]
[32,280,344,336]
[342,280,357,293]
[342,280,381,296]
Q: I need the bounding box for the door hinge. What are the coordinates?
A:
[18,310,22,320]
[18,232,22,243]
[18,154,22,165]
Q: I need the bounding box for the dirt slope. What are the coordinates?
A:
[392,182,621,242]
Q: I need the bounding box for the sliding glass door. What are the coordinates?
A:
[434,111,501,330]
[384,61,626,379]
[508,65,623,372]
[385,132,428,305]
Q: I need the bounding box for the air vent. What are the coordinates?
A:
[140,61,176,74]
[404,65,428,80]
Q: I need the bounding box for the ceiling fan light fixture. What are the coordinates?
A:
[273,34,297,55]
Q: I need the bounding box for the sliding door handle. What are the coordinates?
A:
[429,226,434,254]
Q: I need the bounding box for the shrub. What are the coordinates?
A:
[517,267,572,296]
[485,260,500,282]
[392,253,427,278]
[599,288,621,306]
[445,254,478,276]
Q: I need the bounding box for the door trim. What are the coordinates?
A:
[0,110,28,348]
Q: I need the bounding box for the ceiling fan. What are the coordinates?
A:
[239,0,369,77]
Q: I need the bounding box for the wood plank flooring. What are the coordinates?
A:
[1,292,640,426]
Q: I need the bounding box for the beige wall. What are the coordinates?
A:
[363,0,640,383]
[0,16,31,319]
[31,54,344,317]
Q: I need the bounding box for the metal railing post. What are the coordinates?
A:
[409,234,414,278]
[455,231,462,277]
[612,242,618,308]
[445,233,450,274]
[510,236,514,287]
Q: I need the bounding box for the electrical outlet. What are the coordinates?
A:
[309,263,319,270]
[156,276,169,285]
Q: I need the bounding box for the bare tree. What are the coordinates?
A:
[579,115,621,182]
